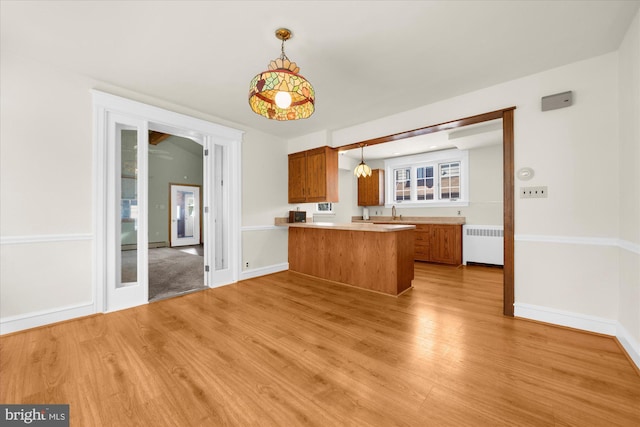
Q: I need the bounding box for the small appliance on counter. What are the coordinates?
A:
[362,207,370,220]
[288,210,307,223]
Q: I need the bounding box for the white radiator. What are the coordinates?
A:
[462,225,504,266]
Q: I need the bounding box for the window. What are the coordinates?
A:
[384,149,468,207]
[439,162,460,199]
[394,168,411,202]
[416,166,434,200]
[316,202,333,213]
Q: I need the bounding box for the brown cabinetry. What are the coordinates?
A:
[414,224,432,262]
[428,224,462,265]
[380,222,462,265]
[288,146,339,203]
[357,169,384,206]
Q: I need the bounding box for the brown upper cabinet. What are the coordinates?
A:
[357,169,384,206]
[288,146,339,203]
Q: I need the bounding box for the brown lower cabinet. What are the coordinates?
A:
[380,223,462,265]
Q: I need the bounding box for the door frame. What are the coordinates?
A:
[92,90,243,313]
[336,107,515,316]
[168,183,203,247]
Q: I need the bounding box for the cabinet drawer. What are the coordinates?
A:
[415,232,430,242]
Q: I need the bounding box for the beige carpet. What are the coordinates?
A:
[122,246,205,301]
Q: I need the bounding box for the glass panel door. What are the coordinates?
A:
[120,128,138,285]
[106,112,148,311]
[214,144,227,270]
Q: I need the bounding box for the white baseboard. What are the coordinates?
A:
[240,262,289,281]
[616,322,640,370]
[515,302,640,370]
[514,302,617,335]
[0,302,96,335]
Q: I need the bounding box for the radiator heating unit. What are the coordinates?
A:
[462,225,504,266]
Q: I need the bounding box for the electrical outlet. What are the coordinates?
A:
[520,186,548,198]
[245,262,249,268]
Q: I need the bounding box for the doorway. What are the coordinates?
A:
[92,90,243,313]
[148,133,205,302]
[335,107,515,316]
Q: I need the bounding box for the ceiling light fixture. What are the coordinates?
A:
[248,28,315,121]
[354,145,372,178]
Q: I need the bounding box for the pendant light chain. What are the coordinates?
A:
[280,38,289,61]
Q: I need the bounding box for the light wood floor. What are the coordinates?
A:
[1,263,639,426]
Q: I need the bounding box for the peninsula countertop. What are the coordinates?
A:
[286,222,416,232]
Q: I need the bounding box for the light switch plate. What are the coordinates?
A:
[520,186,548,198]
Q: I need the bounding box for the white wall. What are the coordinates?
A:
[240,129,290,274]
[617,10,640,365]
[1,54,96,324]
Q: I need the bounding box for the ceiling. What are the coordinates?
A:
[2,1,638,141]
[341,119,504,160]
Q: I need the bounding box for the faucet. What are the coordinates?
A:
[391,205,396,220]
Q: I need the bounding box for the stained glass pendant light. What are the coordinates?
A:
[354,145,372,178]
[248,28,315,120]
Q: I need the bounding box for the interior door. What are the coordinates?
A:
[106,112,148,311]
[170,184,201,247]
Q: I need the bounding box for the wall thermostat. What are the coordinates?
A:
[541,91,573,111]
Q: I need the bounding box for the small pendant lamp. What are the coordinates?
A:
[354,145,372,178]
[248,28,315,121]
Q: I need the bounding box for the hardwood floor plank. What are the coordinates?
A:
[1,263,638,426]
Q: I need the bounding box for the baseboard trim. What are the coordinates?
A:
[616,322,640,371]
[240,263,289,281]
[0,302,95,335]
[514,302,640,370]
[514,302,617,335]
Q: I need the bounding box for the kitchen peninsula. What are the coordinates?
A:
[287,222,416,296]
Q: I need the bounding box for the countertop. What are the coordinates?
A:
[286,222,416,232]
[352,216,466,225]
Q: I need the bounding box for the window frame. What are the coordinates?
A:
[315,202,334,214]
[384,149,469,208]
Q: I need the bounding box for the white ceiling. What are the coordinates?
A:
[2,1,638,142]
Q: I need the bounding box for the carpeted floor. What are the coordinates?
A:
[122,245,205,301]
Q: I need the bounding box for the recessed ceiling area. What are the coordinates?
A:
[340,119,503,160]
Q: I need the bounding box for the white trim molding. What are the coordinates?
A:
[240,263,289,281]
[0,302,95,335]
[515,234,640,255]
[619,239,640,255]
[515,303,640,370]
[514,302,617,335]
[616,323,640,370]
[0,233,92,245]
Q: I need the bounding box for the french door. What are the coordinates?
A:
[93,90,242,314]
[106,113,148,311]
